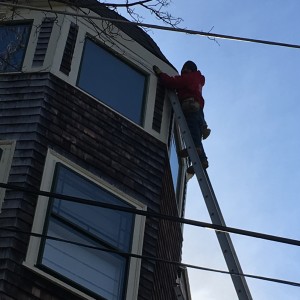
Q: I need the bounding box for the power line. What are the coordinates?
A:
[0,1,298,295]
[0,182,300,247]
[0,1,300,49]
[0,183,299,288]
[1,226,300,288]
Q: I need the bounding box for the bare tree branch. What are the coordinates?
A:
[104,0,152,7]
[101,0,182,27]
[49,0,181,27]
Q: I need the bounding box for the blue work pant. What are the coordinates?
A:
[184,110,207,162]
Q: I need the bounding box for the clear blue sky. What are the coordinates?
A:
[114,1,300,298]
[134,1,300,299]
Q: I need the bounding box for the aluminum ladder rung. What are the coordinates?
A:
[168,91,252,300]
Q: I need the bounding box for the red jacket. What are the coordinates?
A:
[159,70,205,108]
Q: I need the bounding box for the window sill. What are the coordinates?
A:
[22,262,95,300]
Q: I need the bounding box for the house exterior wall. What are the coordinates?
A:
[0,0,178,142]
[0,1,189,299]
[0,71,183,299]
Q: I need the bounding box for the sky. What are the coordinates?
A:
[6,1,298,299]
[2,1,299,299]
[135,1,300,299]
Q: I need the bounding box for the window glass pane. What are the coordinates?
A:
[40,164,134,299]
[52,165,134,251]
[77,38,146,125]
[0,23,31,72]
[170,131,180,193]
[43,218,126,300]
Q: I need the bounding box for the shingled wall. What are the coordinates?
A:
[0,72,182,299]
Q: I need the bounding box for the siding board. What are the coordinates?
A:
[0,72,183,300]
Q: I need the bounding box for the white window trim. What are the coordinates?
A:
[25,149,146,300]
[0,140,16,212]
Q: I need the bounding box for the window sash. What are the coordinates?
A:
[0,23,31,72]
[51,164,134,251]
[169,124,183,197]
[40,218,127,300]
[38,164,134,300]
[77,38,147,125]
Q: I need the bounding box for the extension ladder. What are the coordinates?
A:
[168,90,253,300]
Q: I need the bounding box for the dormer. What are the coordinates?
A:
[0,0,178,142]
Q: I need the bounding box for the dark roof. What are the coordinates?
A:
[56,0,175,68]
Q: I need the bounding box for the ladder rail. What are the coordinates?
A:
[168,91,253,300]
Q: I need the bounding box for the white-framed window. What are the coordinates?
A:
[77,37,148,126]
[0,140,16,211]
[25,149,146,300]
[0,22,32,72]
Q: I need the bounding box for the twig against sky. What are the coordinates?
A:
[0,2,300,49]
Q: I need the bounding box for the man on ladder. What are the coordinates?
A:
[154,62,253,300]
[153,60,211,177]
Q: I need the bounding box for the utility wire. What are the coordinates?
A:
[1,182,300,247]
[0,2,300,49]
[1,226,300,288]
[1,0,299,293]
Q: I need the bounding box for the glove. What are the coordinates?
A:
[153,65,162,75]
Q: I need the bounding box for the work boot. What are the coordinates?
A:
[178,148,202,158]
[186,166,195,180]
[187,160,209,172]
[202,128,211,140]
[187,165,195,176]
[178,148,189,158]
[201,159,209,169]
[186,159,209,180]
